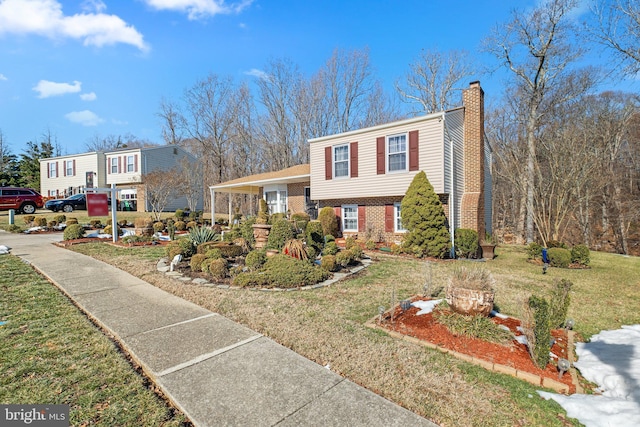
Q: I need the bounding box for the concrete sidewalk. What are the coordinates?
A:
[2,232,437,427]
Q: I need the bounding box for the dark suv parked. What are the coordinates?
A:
[0,187,44,214]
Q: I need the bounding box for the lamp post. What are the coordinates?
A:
[558,358,571,379]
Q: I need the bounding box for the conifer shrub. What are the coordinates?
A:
[571,244,590,266]
[318,207,339,238]
[291,212,310,232]
[335,250,354,267]
[324,234,335,243]
[134,217,152,228]
[174,209,186,219]
[268,212,286,225]
[245,249,267,271]
[400,171,451,258]
[35,217,47,227]
[23,215,36,224]
[526,242,542,260]
[165,237,195,259]
[528,295,551,369]
[349,245,363,260]
[153,221,165,233]
[547,240,567,249]
[267,218,295,250]
[233,237,251,254]
[190,254,208,272]
[212,242,244,258]
[186,221,197,230]
[103,225,121,236]
[222,229,240,241]
[206,258,228,279]
[305,246,317,260]
[233,254,329,288]
[63,224,85,240]
[53,214,66,223]
[549,279,573,329]
[204,249,223,260]
[47,221,57,229]
[548,248,571,268]
[66,218,78,225]
[454,228,479,259]
[175,221,187,231]
[365,239,376,250]
[344,236,358,250]
[321,254,337,272]
[323,241,339,256]
[239,216,256,245]
[89,219,102,228]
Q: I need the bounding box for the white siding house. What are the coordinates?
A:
[40,152,106,198]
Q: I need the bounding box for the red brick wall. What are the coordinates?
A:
[287,182,309,214]
[461,81,485,238]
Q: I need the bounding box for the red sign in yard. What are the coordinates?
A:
[87,193,109,217]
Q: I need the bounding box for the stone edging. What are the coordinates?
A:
[364,313,576,395]
[156,257,372,291]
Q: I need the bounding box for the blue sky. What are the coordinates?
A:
[0,0,636,156]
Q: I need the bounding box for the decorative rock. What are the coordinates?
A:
[446,287,495,316]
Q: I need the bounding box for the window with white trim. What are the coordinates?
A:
[110,157,118,174]
[394,202,407,232]
[65,160,73,176]
[49,162,57,178]
[387,134,407,172]
[333,144,349,178]
[126,155,135,172]
[342,205,358,232]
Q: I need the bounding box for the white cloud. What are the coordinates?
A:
[80,92,97,101]
[65,110,104,126]
[0,73,7,81]
[0,0,148,51]
[145,0,253,20]
[244,68,268,80]
[33,80,81,98]
[81,0,106,13]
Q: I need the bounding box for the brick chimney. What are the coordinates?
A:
[460,81,485,238]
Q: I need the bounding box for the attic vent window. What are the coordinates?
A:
[173,147,178,155]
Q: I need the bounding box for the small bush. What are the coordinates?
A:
[324,234,335,243]
[548,279,573,329]
[190,254,208,272]
[321,254,337,272]
[7,224,23,233]
[548,247,571,268]
[22,215,35,224]
[118,219,128,227]
[153,221,165,233]
[89,219,102,228]
[200,242,243,258]
[206,258,228,279]
[63,224,85,240]
[345,236,358,250]
[222,229,240,242]
[239,217,256,245]
[197,241,221,254]
[454,228,479,259]
[165,237,195,259]
[175,221,187,231]
[134,217,153,228]
[233,237,251,254]
[233,254,329,288]
[35,217,47,227]
[103,225,121,236]
[175,209,185,219]
[365,239,376,250]
[291,212,310,232]
[390,243,403,255]
[47,221,57,228]
[66,218,79,225]
[349,245,363,260]
[53,214,66,223]
[571,244,590,266]
[186,221,198,230]
[526,242,542,260]
[204,248,223,259]
[306,221,324,253]
[528,295,551,369]
[323,241,339,256]
[267,218,295,250]
[318,207,339,238]
[547,240,567,249]
[305,246,317,260]
[245,249,267,271]
[268,212,286,225]
[335,250,354,267]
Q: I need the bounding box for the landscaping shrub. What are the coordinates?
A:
[165,237,195,259]
[134,217,153,228]
[35,217,47,227]
[206,258,228,280]
[349,245,363,260]
[233,237,251,254]
[323,241,339,256]
[571,244,590,266]
[22,215,35,224]
[7,224,23,233]
[321,254,337,272]
[166,219,176,240]
[335,250,354,267]
[103,225,121,236]
[318,207,339,238]
[526,242,542,260]
[197,241,221,254]
[268,212,286,225]
[291,212,310,232]
[66,218,78,225]
[222,229,240,241]
[186,221,197,230]
[454,228,479,259]
[174,221,187,231]
[245,249,267,271]
[267,218,295,250]
[549,279,573,329]
[204,249,223,260]
[283,239,308,261]
[233,254,329,288]
[89,219,102,228]
[175,209,186,219]
[324,234,335,243]
[528,295,551,369]
[548,248,571,268]
[401,171,451,258]
[207,242,243,258]
[345,236,358,250]
[365,239,376,250]
[188,226,219,247]
[547,240,567,249]
[153,221,165,233]
[53,214,66,223]
[190,254,208,272]
[63,224,84,240]
[305,246,317,260]
[239,216,256,245]
[390,243,403,255]
[47,220,58,228]
[118,219,129,227]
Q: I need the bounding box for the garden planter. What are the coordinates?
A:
[480,244,496,260]
[252,223,271,249]
[446,287,495,316]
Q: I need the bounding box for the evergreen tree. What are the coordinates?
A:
[18,140,54,189]
[401,171,451,258]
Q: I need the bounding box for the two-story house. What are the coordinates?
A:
[41,145,203,212]
[210,81,491,245]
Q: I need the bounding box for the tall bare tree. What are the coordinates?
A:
[396,48,473,115]
[158,97,185,145]
[590,0,640,75]
[484,0,589,243]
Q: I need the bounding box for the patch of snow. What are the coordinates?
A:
[515,335,528,346]
[0,245,10,255]
[411,299,443,316]
[538,324,640,427]
[122,229,135,237]
[491,310,509,319]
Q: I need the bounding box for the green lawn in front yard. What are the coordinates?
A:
[0,254,189,426]
[66,241,639,426]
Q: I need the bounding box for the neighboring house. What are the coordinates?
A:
[40,145,203,212]
[210,81,492,245]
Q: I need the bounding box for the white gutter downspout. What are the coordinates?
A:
[443,114,456,259]
[210,188,215,226]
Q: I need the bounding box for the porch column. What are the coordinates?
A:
[210,188,215,226]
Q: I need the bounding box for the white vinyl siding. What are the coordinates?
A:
[39,152,106,198]
[443,108,464,231]
[310,112,446,201]
[387,134,407,173]
[333,144,349,178]
[342,205,358,231]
